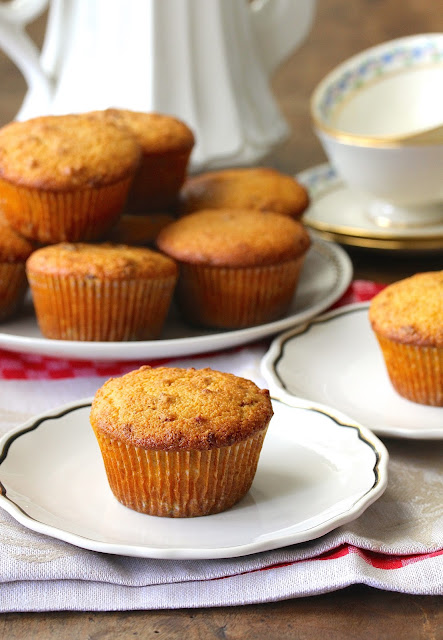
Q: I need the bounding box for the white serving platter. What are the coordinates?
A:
[0,238,352,361]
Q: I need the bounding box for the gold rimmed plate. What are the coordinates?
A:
[298,164,443,251]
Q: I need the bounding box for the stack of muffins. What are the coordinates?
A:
[0,109,312,340]
[0,110,194,340]
[0,112,312,519]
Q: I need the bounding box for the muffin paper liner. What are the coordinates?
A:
[93,428,268,517]
[27,272,176,341]
[0,177,133,244]
[126,151,191,213]
[0,263,28,321]
[176,257,306,329]
[375,334,443,406]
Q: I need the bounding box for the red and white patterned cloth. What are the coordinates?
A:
[0,280,384,381]
[0,279,441,612]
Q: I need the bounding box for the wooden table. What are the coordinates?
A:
[0,1,442,637]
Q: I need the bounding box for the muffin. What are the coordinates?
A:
[90,109,195,213]
[26,243,177,341]
[180,167,310,219]
[0,215,34,321]
[90,366,273,517]
[157,208,311,329]
[369,271,443,406]
[0,113,141,244]
[104,212,175,246]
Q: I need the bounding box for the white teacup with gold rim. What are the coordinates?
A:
[311,33,443,228]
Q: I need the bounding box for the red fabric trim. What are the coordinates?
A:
[317,544,443,569]
[210,545,443,581]
[0,280,385,380]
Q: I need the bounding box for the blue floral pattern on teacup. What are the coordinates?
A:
[297,163,338,198]
[318,38,443,124]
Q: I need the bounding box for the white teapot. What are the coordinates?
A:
[0,0,316,170]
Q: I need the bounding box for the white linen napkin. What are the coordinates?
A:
[0,343,441,612]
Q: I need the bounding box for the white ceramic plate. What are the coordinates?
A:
[298,164,443,250]
[0,396,387,559]
[262,303,443,440]
[0,238,352,361]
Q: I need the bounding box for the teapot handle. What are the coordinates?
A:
[250,0,316,75]
[0,0,52,120]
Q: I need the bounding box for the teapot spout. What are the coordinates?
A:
[250,0,316,76]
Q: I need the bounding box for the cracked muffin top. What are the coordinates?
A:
[180,167,309,218]
[156,208,311,267]
[0,114,141,190]
[369,271,443,347]
[90,366,273,450]
[26,243,177,280]
[89,109,195,156]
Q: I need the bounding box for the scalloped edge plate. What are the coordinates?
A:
[262,303,443,440]
[0,395,388,559]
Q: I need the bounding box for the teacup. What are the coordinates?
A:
[311,33,443,228]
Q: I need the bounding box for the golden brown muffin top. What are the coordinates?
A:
[180,167,310,219]
[90,366,273,450]
[89,109,195,155]
[26,242,177,280]
[0,215,34,262]
[156,209,311,267]
[0,114,141,190]
[369,271,443,347]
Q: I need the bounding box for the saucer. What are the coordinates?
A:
[261,303,443,440]
[297,164,443,251]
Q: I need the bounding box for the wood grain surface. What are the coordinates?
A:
[0,0,442,637]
